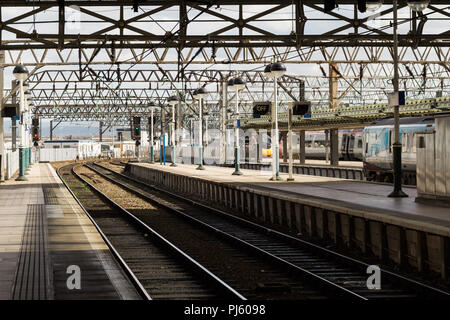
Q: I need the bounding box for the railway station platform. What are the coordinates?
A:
[227,159,364,180]
[127,162,450,279]
[0,163,140,300]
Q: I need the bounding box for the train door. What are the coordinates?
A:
[341,134,347,160]
[348,134,355,160]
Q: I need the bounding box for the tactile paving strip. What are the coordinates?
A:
[11,204,53,300]
[42,184,60,205]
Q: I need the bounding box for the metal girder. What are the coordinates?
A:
[0,2,449,50]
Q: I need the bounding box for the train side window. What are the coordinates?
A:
[401,132,408,152]
[358,139,363,149]
[389,130,392,153]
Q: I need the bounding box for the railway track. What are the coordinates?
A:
[57,163,243,300]
[77,164,329,300]
[89,160,450,300]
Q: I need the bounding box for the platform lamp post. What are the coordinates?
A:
[203,111,210,149]
[388,0,428,197]
[168,95,178,167]
[148,101,156,164]
[23,89,31,172]
[188,114,195,164]
[265,62,286,181]
[193,87,207,170]
[13,65,29,181]
[228,77,246,176]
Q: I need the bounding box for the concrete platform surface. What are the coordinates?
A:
[133,163,450,236]
[0,163,140,300]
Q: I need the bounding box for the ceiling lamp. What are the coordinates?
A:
[168,95,178,106]
[407,1,429,12]
[196,87,207,99]
[13,65,29,81]
[227,78,235,89]
[264,64,273,79]
[366,0,383,12]
[270,62,287,78]
[233,77,246,91]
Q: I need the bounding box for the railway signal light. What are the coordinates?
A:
[132,116,141,141]
[32,118,39,143]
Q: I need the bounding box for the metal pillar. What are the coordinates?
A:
[99,121,103,142]
[329,63,339,166]
[287,106,294,181]
[150,110,154,163]
[197,98,205,170]
[389,0,407,198]
[232,86,242,176]
[50,120,53,141]
[271,78,282,181]
[330,129,339,166]
[170,99,177,167]
[0,51,4,182]
[16,79,27,181]
[299,130,305,164]
[220,80,227,165]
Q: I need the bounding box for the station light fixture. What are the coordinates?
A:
[148,101,156,110]
[407,0,429,12]
[13,64,29,81]
[232,77,246,91]
[168,95,178,106]
[366,0,383,12]
[264,63,273,79]
[227,78,235,89]
[270,62,287,78]
[192,88,199,99]
[196,87,207,99]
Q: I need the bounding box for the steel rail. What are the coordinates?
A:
[94,161,450,300]
[56,163,152,301]
[68,163,246,300]
[89,162,369,300]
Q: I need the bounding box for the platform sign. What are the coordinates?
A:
[12,115,20,121]
[234,120,240,128]
[399,91,405,106]
[388,91,405,107]
[253,101,271,118]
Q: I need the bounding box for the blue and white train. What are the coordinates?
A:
[362,116,435,185]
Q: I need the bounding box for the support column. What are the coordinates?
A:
[50,120,53,141]
[299,130,305,164]
[11,81,17,152]
[330,129,339,166]
[99,121,103,142]
[282,132,287,163]
[220,80,227,164]
[329,63,339,166]
[0,51,4,181]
